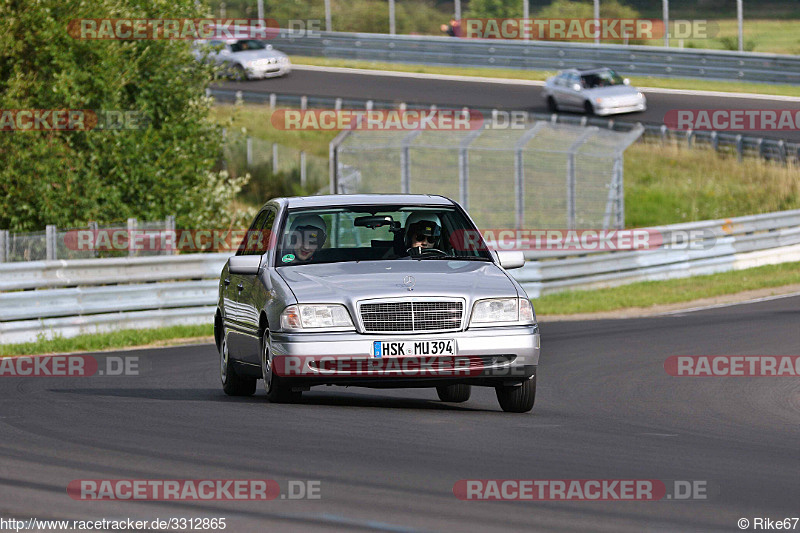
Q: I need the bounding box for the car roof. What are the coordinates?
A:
[559,67,613,75]
[278,194,456,209]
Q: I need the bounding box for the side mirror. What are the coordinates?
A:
[572,83,582,92]
[496,250,525,270]
[229,255,262,275]
[623,78,630,85]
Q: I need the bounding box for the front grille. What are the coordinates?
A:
[360,301,463,333]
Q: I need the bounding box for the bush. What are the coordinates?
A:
[718,35,756,52]
[0,0,247,231]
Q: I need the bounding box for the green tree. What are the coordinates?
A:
[466,0,524,18]
[0,0,247,231]
[537,0,639,19]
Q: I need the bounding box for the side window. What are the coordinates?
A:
[555,74,567,87]
[237,210,269,256]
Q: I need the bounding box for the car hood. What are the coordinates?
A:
[232,49,286,62]
[277,260,518,306]
[584,85,640,98]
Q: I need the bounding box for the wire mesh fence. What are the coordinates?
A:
[0,217,176,263]
[331,119,643,230]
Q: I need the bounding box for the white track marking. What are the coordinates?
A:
[292,64,800,101]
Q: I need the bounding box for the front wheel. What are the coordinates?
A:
[583,100,595,116]
[261,329,302,403]
[495,375,536,413]
[546,96,558,113]
[436,384,471,403]
[220,334,256,396]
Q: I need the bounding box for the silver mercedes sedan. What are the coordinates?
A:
[215,194,540,413]
[543,67,646,116]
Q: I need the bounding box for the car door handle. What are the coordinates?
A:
[237,283,244,291]
[224,278,231,286]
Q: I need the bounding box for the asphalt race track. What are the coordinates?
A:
[220,68,800,142]
[2,295,798,532]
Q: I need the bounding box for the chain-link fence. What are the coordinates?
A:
[222,131,328,191]
[331,120,643,230]
[0,217,176,262]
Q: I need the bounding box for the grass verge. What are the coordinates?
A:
[290,56,800,98]
[0,324,213,357]
[533,261,800,315]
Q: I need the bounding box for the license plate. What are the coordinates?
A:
[373,339,455,357]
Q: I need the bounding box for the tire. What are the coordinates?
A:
[261,329,302,403]
[220,333,256,396]
[495,375,536,413]
[584,100,595,115]
[546,96,558,113]
[230,64,247,81]
[436,384,471,403]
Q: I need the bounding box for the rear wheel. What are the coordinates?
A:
[495,375,536,413]
[547,96,558,113]
[220,334,256,396]
[261,329,301,403]
[436,384,471,403]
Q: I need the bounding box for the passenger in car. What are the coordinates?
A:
[284,214,327,264]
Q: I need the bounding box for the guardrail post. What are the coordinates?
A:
[660,124,667,143]
[269,93,276,109]
[46,225,57,260]
[0,229,8,262]
[778,140,786,165]
[165,215,176,255]
[127,218,137,257]
[246,136,253,167]
[300,95,308,110]
[335,98,342,111]
[366,100,373,111]
[235,90,243,105]
[687,129,694,148]
[272,143,279,174]
[300,151,307,187]
[711,131,719,152]
[614,156,625,229]
[88,221,98,258]
[736,134,743,161]
[757,137,764,159]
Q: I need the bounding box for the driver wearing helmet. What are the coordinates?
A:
[283,214,327,264]
[404,213,442,253]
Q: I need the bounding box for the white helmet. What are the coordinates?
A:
[405,212,441,247]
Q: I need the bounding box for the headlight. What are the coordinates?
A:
[469,298,535,326]
[280,304,354,331]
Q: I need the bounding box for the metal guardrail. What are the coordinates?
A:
[2,210,800,344]
[209,89,800,165]
[270,30,800,84]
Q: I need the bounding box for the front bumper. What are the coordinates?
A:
[269,326,540,386]
[247,64,291,79]
[594,101,646,116]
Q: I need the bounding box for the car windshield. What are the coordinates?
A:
[230,40,268,52]
[275,205,493,266]
[581,70,624,89]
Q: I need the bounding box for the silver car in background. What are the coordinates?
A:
[544,67,646,116]
[215,194,541,413]
[192,38,291,80]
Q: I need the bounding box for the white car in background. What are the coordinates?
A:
[543,67,646,116]
[193,38,291,80]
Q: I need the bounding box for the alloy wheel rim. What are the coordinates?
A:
[220,337,228,383]
[262,334,272,392]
